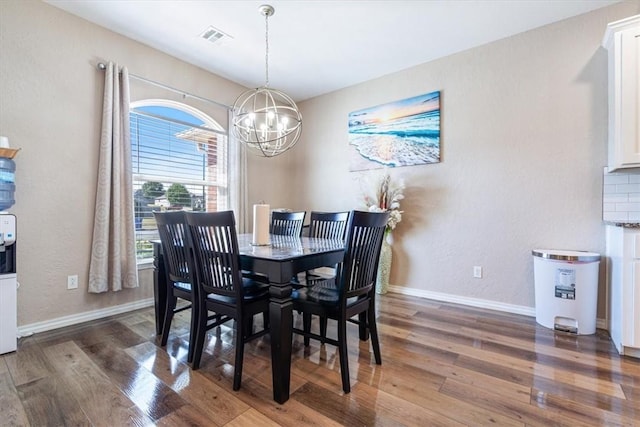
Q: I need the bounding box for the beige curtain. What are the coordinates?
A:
[88,62,138,293]
[228,111,249,232]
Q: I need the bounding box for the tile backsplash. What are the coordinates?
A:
[603,167,640,222]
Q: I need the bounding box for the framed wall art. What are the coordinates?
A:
[348,90,440,171]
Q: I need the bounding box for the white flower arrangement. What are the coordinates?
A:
[362,173,405,232]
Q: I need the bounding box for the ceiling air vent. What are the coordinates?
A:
[200,26,232,44]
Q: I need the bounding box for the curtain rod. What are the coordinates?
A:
[97,62,232,111]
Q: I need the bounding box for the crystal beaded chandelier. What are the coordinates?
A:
[232,4,302,157]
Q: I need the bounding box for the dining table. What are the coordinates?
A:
[152,233,346,403]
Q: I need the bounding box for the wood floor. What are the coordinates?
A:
[1,293,638,426]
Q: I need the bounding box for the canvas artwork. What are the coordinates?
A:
[348,91,440,171]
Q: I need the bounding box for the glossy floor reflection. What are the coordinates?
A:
[2,293,638,426]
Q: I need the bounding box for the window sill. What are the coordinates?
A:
[137,260,154,270]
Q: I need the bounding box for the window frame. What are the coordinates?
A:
[130,99,229,266]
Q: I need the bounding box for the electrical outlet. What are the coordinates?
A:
[473,266,483,278]
[67,275,78,289]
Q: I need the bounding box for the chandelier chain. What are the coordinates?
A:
[264,12,269,87]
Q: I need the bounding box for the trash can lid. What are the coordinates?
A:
[532,249,600,262]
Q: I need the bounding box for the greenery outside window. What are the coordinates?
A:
[130,100,228,263]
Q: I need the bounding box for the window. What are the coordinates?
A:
[130,100,228,262]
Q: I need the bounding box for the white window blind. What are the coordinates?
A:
[130,106,228,261]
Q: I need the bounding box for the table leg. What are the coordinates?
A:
[269,283,293,404]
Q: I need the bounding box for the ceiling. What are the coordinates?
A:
[46,0,619,102]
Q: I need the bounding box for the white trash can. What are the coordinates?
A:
[532,249,600,335]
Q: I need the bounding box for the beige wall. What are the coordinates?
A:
[292,2,640,317]
[0,0,250,326]
[1,0,638,329]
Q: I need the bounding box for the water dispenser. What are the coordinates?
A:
[0,214,17,354]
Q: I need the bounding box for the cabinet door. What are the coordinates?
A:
[632,261,640,347]
[618,26,640,167]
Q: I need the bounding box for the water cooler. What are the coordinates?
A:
[0,214,16,354]
[0,136,17,354]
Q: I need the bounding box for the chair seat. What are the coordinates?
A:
[292,279,339,304]
[292,278,360,308]
[206,278,269,305]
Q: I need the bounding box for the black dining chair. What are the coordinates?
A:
[303,211,351,339]
[270,210,307,284]
[270,211,306,237]
[185,211,270,391]
[308,211,350,241]
[306,211,350,277]
[153,211,197,363]
[291,210,389,393]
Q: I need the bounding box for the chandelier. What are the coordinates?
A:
[232,4,302,157]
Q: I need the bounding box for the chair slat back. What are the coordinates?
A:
[270,211,306,237]
[185,211,242,299]
[339,211,389,299]
[308,211,350,241]
[154,211,190,284]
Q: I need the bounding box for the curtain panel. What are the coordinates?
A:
[88,62,138,293]
[228,111,249,233]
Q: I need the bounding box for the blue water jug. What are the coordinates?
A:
[0,157,15,211]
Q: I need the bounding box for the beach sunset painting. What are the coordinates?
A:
[349,91,440,171]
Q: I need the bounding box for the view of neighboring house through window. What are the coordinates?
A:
[130,101,228,262]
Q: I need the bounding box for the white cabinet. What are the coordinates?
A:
[0,274,17,354]
[606,225,640,358]
[602,15,640,171]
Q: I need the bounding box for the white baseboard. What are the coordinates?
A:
[18,298,155,337]
[387,285,609,332]
[621,346,640,358]
[15,288,611,338]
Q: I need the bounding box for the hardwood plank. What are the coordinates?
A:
[125,341,249,426]
[156,404,228,427]
[440,377,592,427]
[373,364,523,425]
[4,338,53,386]
[16,374,91,426]
[457,326,640,382]
[34,318,131,348]
[348,381,467,427]
[224,408,282,427]
[382,346,532,404]
[531,386,638,427]
[0,372,30,427]
[291,381,387,426]
[455,354,534,387]
[291,361,463,427]
[84,341,188,422]
[0,354,8,375]
[232,377,344,427]
[43,341,153,426]
[385,309,638,386]
[528,376,639,416]
[403,325,628,399]
[380,333,460,365]
[621,383,640,402]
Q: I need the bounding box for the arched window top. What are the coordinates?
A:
[131,99,225,132]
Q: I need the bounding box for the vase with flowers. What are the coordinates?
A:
[362,172,404,294]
